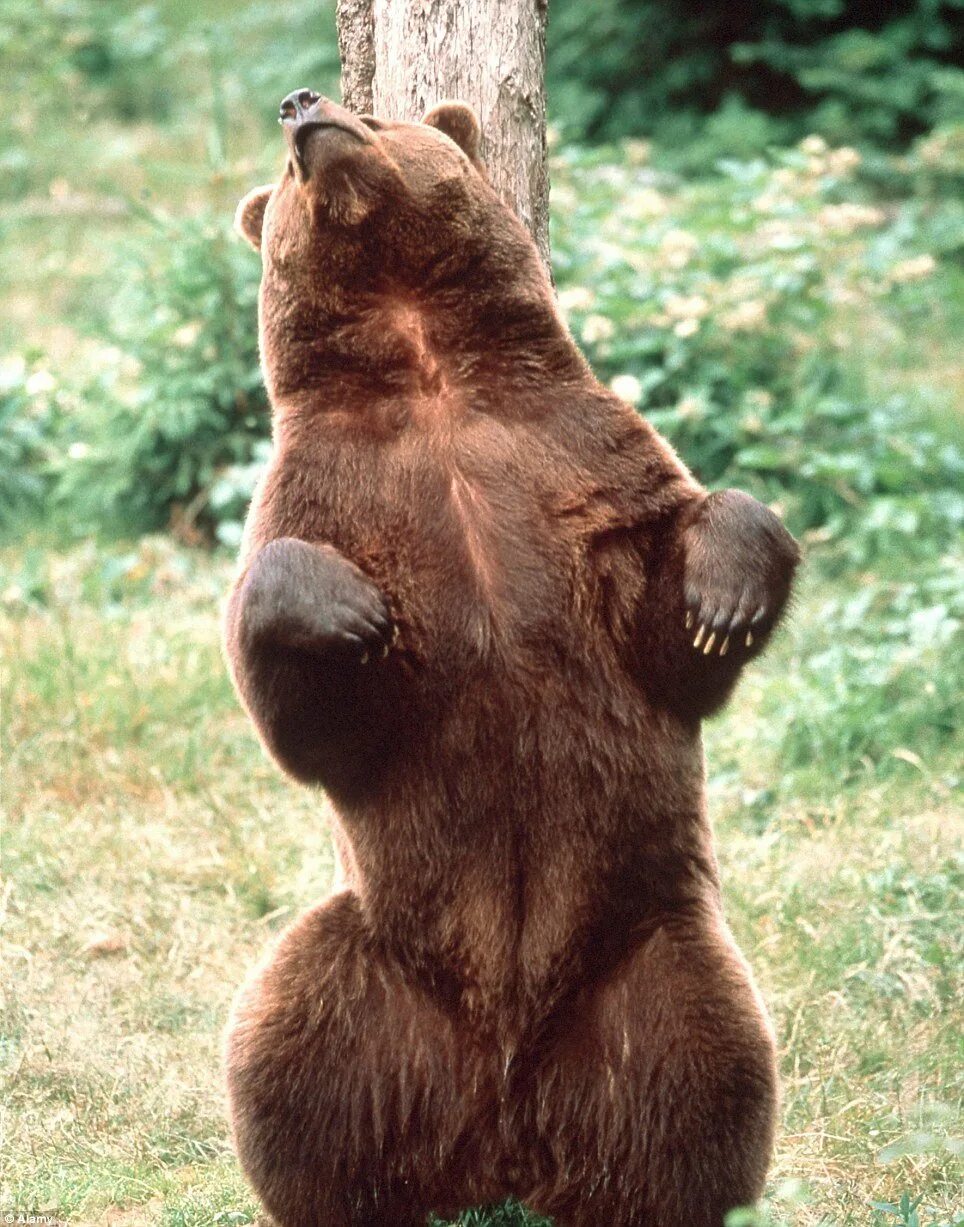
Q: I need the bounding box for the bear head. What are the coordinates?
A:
[234,92,560,406]
[234,94,501,271]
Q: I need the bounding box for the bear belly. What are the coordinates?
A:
[243,412,711,997]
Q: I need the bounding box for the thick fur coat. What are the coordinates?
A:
[224,92,800,1227]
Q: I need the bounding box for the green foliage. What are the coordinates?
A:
[551,136,963,557]
[4,133,959,561]
[0,0,169,121]
[0,1,340,200]
[433,1202,550,1227]
[0,356,57,528]
[547,0,964,159]
[872,1191,964,1227]
[50,209,267,542]
[771,558,962,785]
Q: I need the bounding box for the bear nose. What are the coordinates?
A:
[279,89,322,124]
[278,91,373,177]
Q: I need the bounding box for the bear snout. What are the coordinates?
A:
[279,90,373,178]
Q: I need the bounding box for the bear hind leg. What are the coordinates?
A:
[225,893,498,1227]
[523,920,778,1227]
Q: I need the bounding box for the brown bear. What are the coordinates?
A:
[224,89,800,1227]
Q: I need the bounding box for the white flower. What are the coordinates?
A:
[762,222,803,251]
[665,294,709,321]
[26,370,56,396]
[800,135,828,156]
[558,286,595,313]
[624,139,651,165]
[68,441,90,460]
[610,374,642,404]
[658,228,698,269]
[917,134,947,166]
[173,321,203,347]
[0,355,27,393]
[827,146,861,176]
[722,299,767,331]
[630,187,668,218]
[816,203,885,234]
[889,254,937,283]
[674,318,700,338]
[581,314,615,344]
[551,183,578,211]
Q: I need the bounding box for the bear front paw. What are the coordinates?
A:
[240,538,398,665]
[682,490,799,660]
[684,579,773,658]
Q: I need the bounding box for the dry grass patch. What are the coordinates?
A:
[2,540,960,1226]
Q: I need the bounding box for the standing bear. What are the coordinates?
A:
[225,90,800,1227]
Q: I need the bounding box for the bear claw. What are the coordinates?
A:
[685,593,779,656]
[361,631,395,666]
[687,612,757,656]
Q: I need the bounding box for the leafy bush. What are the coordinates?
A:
[0,1,341,201]
[50,209,267,543]
[551,136,963,557]
[772,557,963,784]
[0,356,57,529]
[0,0,170,123]
[6,134,958,563]
[547,0,964,157]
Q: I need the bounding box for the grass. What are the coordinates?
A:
[1,537,961,1227]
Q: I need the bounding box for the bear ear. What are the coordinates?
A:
[422,102,483,165]
[234,185,274,250]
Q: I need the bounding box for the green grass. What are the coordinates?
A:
[1,538,961,1226]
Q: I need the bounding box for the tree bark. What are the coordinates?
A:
[336,0,550,269]
[336,0,376,116]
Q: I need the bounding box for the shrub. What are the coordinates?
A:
[19,134,960,561]
[50,209,266,543]
[551,136,963,558]
[772,556,963,784]
[0,356,57,530]
[547,0,964,157]
[0,1,341,201]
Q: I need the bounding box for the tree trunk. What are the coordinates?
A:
[336,0,551,269]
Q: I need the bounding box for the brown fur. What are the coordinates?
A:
[224,96,800,1227]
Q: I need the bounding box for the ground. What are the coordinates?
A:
[1,537,960,1227]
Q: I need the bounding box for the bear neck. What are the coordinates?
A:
[261,243,591,418]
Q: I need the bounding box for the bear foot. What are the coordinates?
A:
[682,489,800,659]
[239,537,396,665]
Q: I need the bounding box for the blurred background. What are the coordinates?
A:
[1,2,961,1226]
